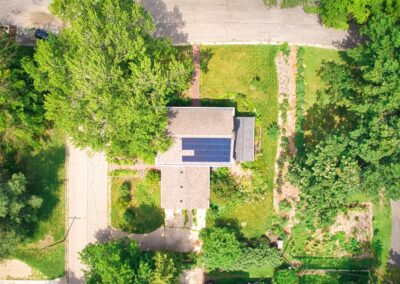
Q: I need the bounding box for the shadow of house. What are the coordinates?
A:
[140,0,188,44]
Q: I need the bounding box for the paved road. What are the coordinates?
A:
[0,0,348,48]
[389,200,400,267]
[66,143,108,284]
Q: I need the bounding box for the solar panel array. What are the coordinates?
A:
[182,138,231,163]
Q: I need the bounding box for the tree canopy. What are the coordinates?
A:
[27,0,192,160]
[0,169,42,258]
[290,13,400,227]
[200,227,283,272]
[0,34,46,160]
[80,239,182,284]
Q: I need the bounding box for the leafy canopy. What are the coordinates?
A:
[0,34,46,158]
[27,0,192,159]
[0,170,42,259]
[80,239,181,284]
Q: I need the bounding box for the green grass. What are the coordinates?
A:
[14,128,66,279]
[302,47,343,110]
[111,170,164,234]
[299,271,370,284]
[200,45,278,239]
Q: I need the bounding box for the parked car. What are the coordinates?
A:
[34,29,48,40]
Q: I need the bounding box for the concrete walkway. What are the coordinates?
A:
[1,0,349,48]
[66,143,108,284]
[389,200,400,267]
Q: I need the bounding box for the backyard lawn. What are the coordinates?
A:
[14,129,66,279]
[111,170,164,234]
[200,45,278,239]
[302,47,343,110]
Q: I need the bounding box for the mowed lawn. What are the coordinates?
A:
[111,170,164,234]
[14,129,66,279]
[200,45,278,239]
[302,47,343,110]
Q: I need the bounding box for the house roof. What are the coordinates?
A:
[156,107,235,166]
[234,117,255,162]
[167,107,235,137]
[160,167,210,209]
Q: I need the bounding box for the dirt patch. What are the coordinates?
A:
[0,259,39,280]
[330,203,373,243]
[273,47,301,235]
[229,162,252,179]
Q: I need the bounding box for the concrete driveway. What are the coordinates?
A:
[66,142,108,284]
[0,0,349,48]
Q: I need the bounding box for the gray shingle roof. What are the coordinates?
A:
[234,117,255,162]
[160,167,210,209]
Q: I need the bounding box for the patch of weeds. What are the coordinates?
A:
[192,209,198,227]
[267,122,279,139]
[279,42,291,57]
[111,169,137,177]
[183,209,189,226]
[279,199,292,213]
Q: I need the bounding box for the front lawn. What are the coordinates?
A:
[111,170,164,234]
[14,129,66,279]
[200,45,279,239]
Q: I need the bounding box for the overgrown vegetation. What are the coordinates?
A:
[111,170,164,234]
[200,227,282,273]
[80,238,191,284]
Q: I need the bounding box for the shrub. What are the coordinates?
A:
[273,268,299,284]
[267,122,279,139]
[118,182,131,204]
[279,199,292,212]
[111,169,136,177]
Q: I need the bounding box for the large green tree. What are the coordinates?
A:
[27,0,192,159]
[80,239,181,284]
[0,34,46,159]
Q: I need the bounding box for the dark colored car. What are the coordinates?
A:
[34,29,48,40]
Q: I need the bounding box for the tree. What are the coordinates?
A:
[0,170,42,259]
[80,239,182,284]
[0,33,46,159]
[290,13,400,228]
[200,227,283,272]
[200,227,243,272]
[27,0,192,160]
[151,252,176,284]
[289,136,361,227]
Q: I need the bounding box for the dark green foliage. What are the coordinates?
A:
[289,136,361,227]
[27,0,192,160]
[295,47,305,156]
[273,268,299,284]
[0,170,42,259]
[290,14,400,229]
[80,239,184,284]
[0,34,46,159]
[211,168,243,201]
[200,227,243,272]
[200,227,283,272]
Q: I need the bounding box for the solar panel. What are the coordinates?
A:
[182,138,231,163]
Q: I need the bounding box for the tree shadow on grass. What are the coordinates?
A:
[123,203,165,234]
[20,145,65,236]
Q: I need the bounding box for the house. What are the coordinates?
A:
[156,107,255,210]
